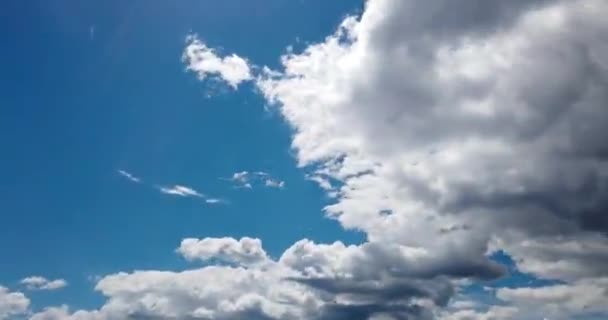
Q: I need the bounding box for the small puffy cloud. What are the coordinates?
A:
[264,179,285,189]
[178,237,270,266]
[21,276,68,291]
[117,169,140,183]
[158,185,204,198]
[183,35,252,89]
[0,286,29,319]
[230,171,251,188]
[225,171,285,190]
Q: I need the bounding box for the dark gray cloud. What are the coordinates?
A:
[291,277,453,306]
[316,303,430,320]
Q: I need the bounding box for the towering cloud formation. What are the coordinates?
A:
[32,0,608,319]
[255,0,608,317]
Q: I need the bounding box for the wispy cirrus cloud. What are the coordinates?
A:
[205,198,225,204]
[20,276,67,291]
[158,184,228,205]
[158,185,204,198]
[117,170,141,183]
[117,170,225,204]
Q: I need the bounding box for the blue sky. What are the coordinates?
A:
[1,1,607,320]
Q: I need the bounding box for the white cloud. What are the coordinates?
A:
[225,171,286,190]
[256,0,607,317]
[0,286,29,319]
[30,305,71,320]
[257,0,608,282]
[117,170,141,183]
[158,185,204,198]
[264,179,285,189]
[21,276,68,291]
[496,278,608,319]
[183,35,252,89]
[440,278,608,320]
[439,306,519,320]
[30,238,471,320]
[30,305,102,320]
[116,171,225,204]
[230,171,250,187]
[158,184,228,205]
[306,174,334,191]
[178,237,270,266]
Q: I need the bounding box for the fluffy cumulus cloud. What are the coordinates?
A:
[30,0,608,319]
[178,237,270,266]
[183,35,252,89]
[21,277,68,291]
[255,0,608,317]
[0,286,29,319]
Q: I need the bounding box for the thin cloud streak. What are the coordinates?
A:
[117,170,141,183]
[158,185,204,198]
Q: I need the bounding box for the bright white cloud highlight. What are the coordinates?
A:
[0,286,29,319]
[158,185,204,198]
[183,35,252,89]
[178,237,270,266]
[117,170,140,183]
